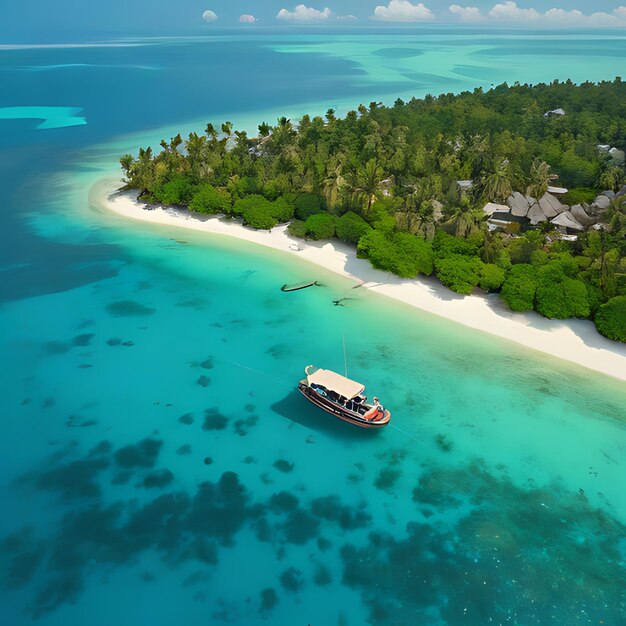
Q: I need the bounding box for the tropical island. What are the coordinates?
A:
[119,78,626,344]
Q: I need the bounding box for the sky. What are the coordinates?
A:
[1,1,626,41]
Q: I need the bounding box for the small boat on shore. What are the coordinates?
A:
[298,365,391,428]
[281,280,319,292]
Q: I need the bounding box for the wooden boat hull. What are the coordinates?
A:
[298,383,390,429]
[281,281,319,292]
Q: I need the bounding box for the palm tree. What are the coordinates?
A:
[344,162,363,213]
[185,132,207,181]
[481,226,503,264]
[394,195,420,234]
[136,146,155,195]
[258,122,272,138]
[587,226,620,298]
[119,154,134,184]
[322,160,344,209]
[234,130,250,152]
[170,133,183,152]
[395,195,437,236]
[598,165,624,192]
[606,195,626,233]
[526,159,557,199]
[481,158,514,202]
[355,159,385,217]
[463,134,489,179]
[205,123,218,141]
[272,117,296,149]
[453,209,484,238]
[158,134,183,177]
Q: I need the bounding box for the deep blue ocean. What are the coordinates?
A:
[1,31,625,625]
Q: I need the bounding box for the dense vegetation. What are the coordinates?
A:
[121,79,626,342]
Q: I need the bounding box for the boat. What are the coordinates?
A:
[298,365,391,428]
[281,280,319,292]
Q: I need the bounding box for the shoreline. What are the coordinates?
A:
[92,178,626,382]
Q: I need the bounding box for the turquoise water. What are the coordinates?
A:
[1,32,625,625]
[0,106,86,129]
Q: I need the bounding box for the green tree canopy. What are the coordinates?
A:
[233,195,294,229]
[500,264,537,312]
[594,296,626,342]
[242,203,277,230]
[357,230,396,272]
[535,261,590,319]
[479,264,506,292]
[336,211,372,244]
[305,213,336,240]
[357,230,433,278]
[153,175,196,206]
[294,193,324,220]
[434,254,484,295]
[432,231,482,258]
[393,232,434,277]
[188,183,232,214]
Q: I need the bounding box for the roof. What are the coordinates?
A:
[489,213,528,224]
[547,186,568,195]
[482,202,510,216]
[307,368,365,399]
[551,212,584,231]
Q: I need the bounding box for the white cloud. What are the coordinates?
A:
[449,5,484,22]
[201,10,218,23]
[337,14,358,20]
[372,1,435,22]
[488,2,539,21]
[543,7,626,26]
[543,8,586,25]
[239,14,258,23]
[544,8,604,26]
[447,3,626,27]
[277,4,333,21]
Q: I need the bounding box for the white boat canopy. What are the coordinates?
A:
[306,368,365,399]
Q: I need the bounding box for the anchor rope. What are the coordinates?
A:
[218,356,293,388]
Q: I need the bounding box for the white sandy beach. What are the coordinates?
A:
[92,178,626,382]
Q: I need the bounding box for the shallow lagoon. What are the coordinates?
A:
[1,31,625,625]
[0,107,86,130]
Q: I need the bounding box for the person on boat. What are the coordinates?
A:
[368,397,385,421]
